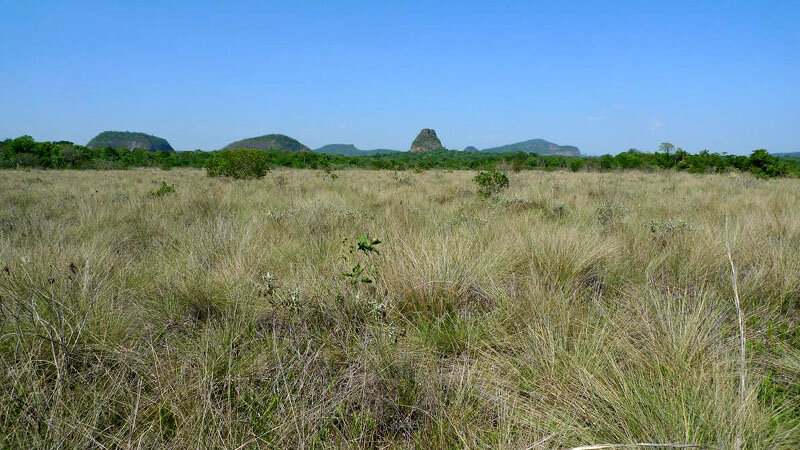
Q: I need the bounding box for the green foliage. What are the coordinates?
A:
[748,149,787,178]
[315,143,400,156]
[355,236,381,255]
[149,181,176,197]
[2,136,800,178]
[5,135,35,156]
[473,170,509,197]
[342,236,381,284]
[205,148,270,179]
[569,158,585,172]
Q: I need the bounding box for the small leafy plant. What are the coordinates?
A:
[649,218,692,245]
[596,201,630,227]
[473,170,509,197]
[342,235,381,284]
[550,202,569,219]
[323,168,339,180]
[149,181,176,197]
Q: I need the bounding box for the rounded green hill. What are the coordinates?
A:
[87,131,174,151]
[222,134,309,151]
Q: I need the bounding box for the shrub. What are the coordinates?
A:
[149,181,176,197]
[569,158,585,172]
[748,149,787,178]
[550,201,569,218]
[649,218,692,245]
[498,196,544,212]
[473,170,509,197]
[596,201,630,227]
[342,235,382,284]
[206,148,270,179]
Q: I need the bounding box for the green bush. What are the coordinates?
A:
[648,218,692,245]
[149,181,176,197]
[206,148,270,179]
[473,170,509,197]
[569,158,585,172]
[596,201,630,227]
[748,149,787,178]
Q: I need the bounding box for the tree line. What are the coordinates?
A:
[1,135,796,178]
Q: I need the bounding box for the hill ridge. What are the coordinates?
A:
[222,133,309,152]
[86,131,174,151]
[481,138,580,156]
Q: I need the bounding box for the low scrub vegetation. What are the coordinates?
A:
[148,180,176,197]
[473,170,509,197]
[2,135,799,178]
[0,168,798,448]
[205,148,270,179]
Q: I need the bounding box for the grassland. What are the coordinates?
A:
[1,168,799,448]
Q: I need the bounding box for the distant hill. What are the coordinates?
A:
[222,134,309,151]
[481,139,580,156]
[773,152,800,159]
[87,131,174,151]
[314,144,400,156]
[410,129,444,153]
[463,146,479,152]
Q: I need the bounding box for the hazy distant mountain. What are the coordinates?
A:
[773,152,800,159]
[463,146,479,152]
[410,129,444,153]
[87,131,174,151]
[481,139,580,156]
[222,134,309,151]
[314,144,400,156]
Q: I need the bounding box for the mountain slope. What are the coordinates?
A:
[481,139,580,156]
[222,134,309,151]
[87,131,174,151]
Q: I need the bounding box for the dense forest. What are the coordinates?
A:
[1,135,796,178]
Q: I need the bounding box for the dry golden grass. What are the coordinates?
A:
[1,168,799,448]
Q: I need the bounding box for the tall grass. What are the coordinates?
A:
[1,168,798,448]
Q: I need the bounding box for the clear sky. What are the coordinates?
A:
[1,1,798,154]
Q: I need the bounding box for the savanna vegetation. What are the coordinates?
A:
[2,135,798,178]
[1,168,798,448]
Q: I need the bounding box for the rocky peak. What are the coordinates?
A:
[409,129,444,153]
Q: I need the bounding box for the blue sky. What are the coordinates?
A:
[1,1,798,154]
